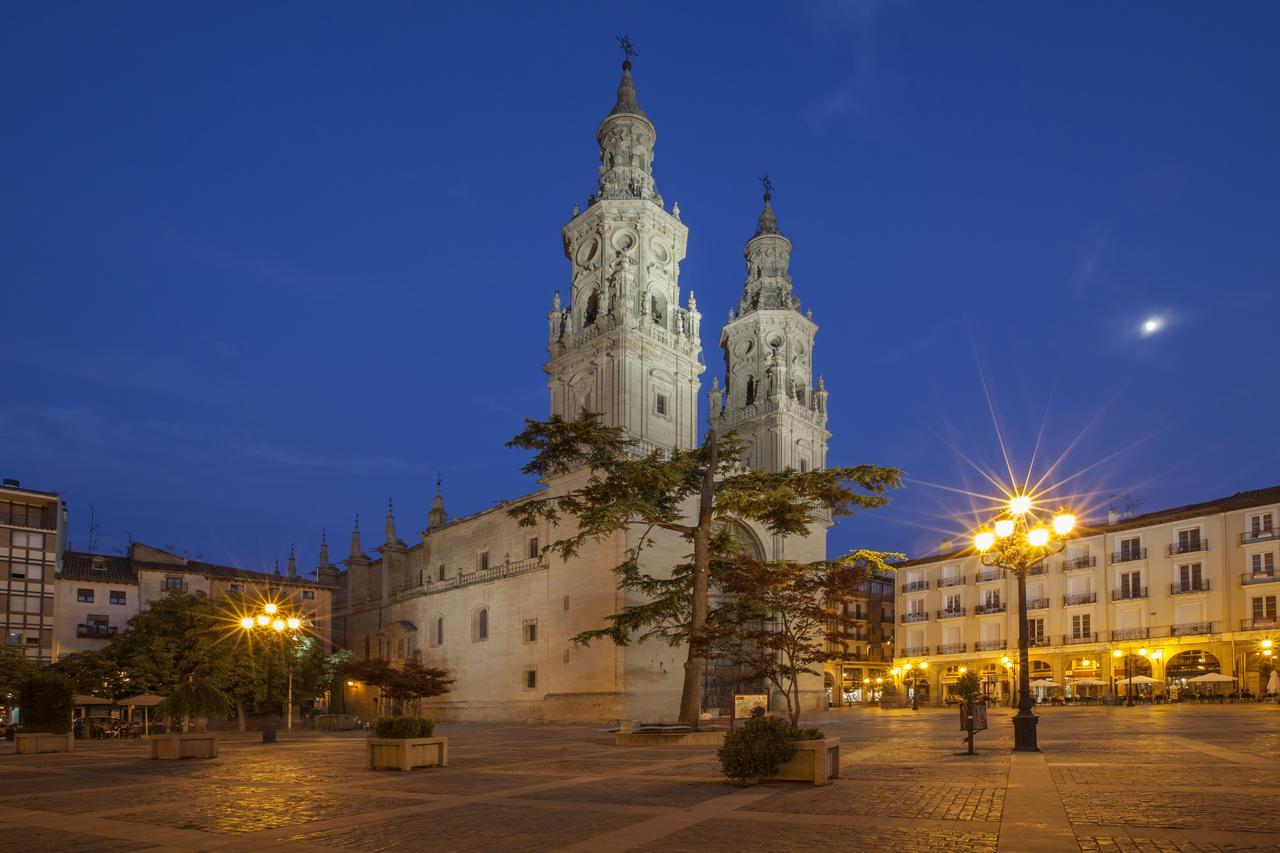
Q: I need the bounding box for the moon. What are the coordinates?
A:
[1141,317,1164,336]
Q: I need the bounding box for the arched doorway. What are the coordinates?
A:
[703,522,768,712]
[1166,650,1221,699]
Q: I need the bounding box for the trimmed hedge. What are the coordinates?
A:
[717,717,825,781]
[18,672,73,734]
[374,716,435,739]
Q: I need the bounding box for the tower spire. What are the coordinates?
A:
[385,497,396,544]
[318,529,329,567]
[350,514,363,558]
[287,544,296,577]
[428,476,447,532]
[596,41,660,204]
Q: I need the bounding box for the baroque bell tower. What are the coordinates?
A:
[545,54,703,453]
[709,182,829,473]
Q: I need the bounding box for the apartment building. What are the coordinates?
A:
[55,542,335,657]
[893,486,1280,704]
[1,479,66,663]
[825,571,895,705]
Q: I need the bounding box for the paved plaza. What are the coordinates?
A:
[1,704,1277,852]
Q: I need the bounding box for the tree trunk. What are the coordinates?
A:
[678,429,719,727]
[236,702,246,733]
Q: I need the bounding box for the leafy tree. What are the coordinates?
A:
[18,672,73,734]
[157,679,232,733]
[343,658,453,715]
[105,592,225,695]
[48,651,126,699]
[507,411,901,725]
[707,552,900,725]
[955,671,982,702]
[0,645,37,707]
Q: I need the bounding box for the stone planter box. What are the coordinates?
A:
[767,737,841,786]
[15,732,74,754]
[151,733,219,760]
[368,736,449,771]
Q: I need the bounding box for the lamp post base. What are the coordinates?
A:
[261,724,277,744]
[1012,711,1039,752]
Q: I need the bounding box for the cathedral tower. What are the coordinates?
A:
[709,186,829,473]
[545,58,703,453]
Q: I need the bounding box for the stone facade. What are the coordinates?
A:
[331,59,837,724]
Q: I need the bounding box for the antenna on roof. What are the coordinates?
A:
[88,504,100,552]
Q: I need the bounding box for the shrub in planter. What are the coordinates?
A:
[374,716,435,739]
[718,717,825,781]
[18,672,73,734]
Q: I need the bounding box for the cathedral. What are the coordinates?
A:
[324,57,834,723]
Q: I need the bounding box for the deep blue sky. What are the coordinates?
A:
[4,2,1279,572]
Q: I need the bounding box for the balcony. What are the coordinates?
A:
[1111,587,1148,601]
[975,569,1005,583]
[1242,572,1279,586]
[1026,598,1050,610]
[900,646,929,657]
[1063,592,1097,606]
[1168,539,1209,556]
[901,580,929,593]
[1028,563,1048,576]
[1029,635,1053,648]
[974,602,1006,615]
[1170,580,1210,595]
[1171,621,1214,637]
[936,642,967,655]
[936,607,967,620]
[75,624,117,639]
[937,575,966,588]
[1241,528,1280,545]
[1112,627,1151,641]
[1241,617,1278,631]
[900,612,929,624]
[1063,632,1100,645]
[975,639,1006,652]
[1063,555,1097,572]
[1111,549,1148,564]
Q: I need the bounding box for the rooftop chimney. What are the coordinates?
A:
[1107,508,1119,525]
[940,538,954,553]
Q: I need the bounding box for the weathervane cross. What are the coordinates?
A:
[759,171,774,198]
[617,35,638,62]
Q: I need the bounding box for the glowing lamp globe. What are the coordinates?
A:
[1113,649,1123,658]
[1263,640,1273,650]
[995,518,1015,538]
[287,617,301,630]
[1009,495,1032,516]
[1027,527,1050,547]
[1138,648,1148,657]
[1052,513,1076,535]
[919,661,928,669]
[272,619,286,632]
[974,530,996,552]
[240,617,255,630]
[256,614,270,627]
[264,602,278,615]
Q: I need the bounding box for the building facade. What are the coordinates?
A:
[892,487,1280,704]
[824,571,895,706]
[329,59,836,723]
[1,479,65,664]
[55,542,334,658]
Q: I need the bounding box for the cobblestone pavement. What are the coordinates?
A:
[1,704,1278,851]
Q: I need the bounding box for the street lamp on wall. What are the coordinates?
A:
[974,496,1076,752]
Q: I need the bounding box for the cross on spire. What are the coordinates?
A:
[759,171,774,201]
[617,35,638,65]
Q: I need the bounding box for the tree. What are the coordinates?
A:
[343,659,453,715]
[17,671,73,734]
[157,679,232,733]
[105,592,225,695]
[507,411,901,725]
[49,651,126,699]
[0,645,37,707]
[707,552,900,725]
[955,671,982,702]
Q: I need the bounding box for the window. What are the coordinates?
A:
[11,531,45,549]
[438,564,446,582]
[524,668,538,690]
[302,590,316,601]
[10,596,39,614]
[799,459,808,473]
[528,537,539,560]
[1119,537,1142,561]
[164,576,183,590]
[906,598,923,615]
[1251,513,1275,536]
[523,619,538,644]
[1178,563,1202,591]
[77,588,95,603]
[433,616,444,647]
[109,590,126,605]
[480,551,490,572]
[1253,596,1277,623]
[1028,618,1046,641]
[983,589,1001,608]
[6,632,20,645]
[91,558,106,572]
[10,562,42,580]
[1072,613,1092,638]
[1251,553,1276,576]
[472,607,489,642]
[1119,570,1141,598]
[1177,528,1202,552]
[563,595,570,612]
[655,393,667,416]
[943,594,961,613]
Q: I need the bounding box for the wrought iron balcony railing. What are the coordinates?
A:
[900,646,929,657]
[1063,556,1097,572]
[1168,539,1208,556]
[1242,572,1278,586]
[974,602,1006,615]
[1063,632,1100,645]
[1169,580,1210,595]
[1028,563,1048,576]
[76,624,117,639]
[900,612,929,624]
[901,580,929,593]
[1111,549,1148,564]
[936,642,967,655]
[937,575,966,588]
[1064,592,1097,605]
[1112,627,1150,641]
[1171,621,1214,637]
[1111,587,1148,601]
[1029,635,1053,647]
[1026,598,1050,610]
[1241,617,1278,631]
[1241,528,1280,545]
[936,607,967,620]
[974,639,1006,651]
[975,569,1004,583]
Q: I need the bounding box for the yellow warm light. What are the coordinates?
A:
[256,614,270,627]
[995,518,1015,539]
[1150,650,1162,660]
[264,602,278,615]
[959,666,967,674]
[875,677,883,684]
[974,530,996,553]
[890,667,900,676]
[1001,656,1011,666]
[1113,649,1123,658]
[919,661,928,669]
[1027,527,1050,547]
[287,617,301,631]
[1009,495,1032,516]
[1263,639,1274,650]
[1081,659,1091,668]
[346,680,355,687]
[1052,513,1076,535]
[272,619,286,632]
[239,617,255,630]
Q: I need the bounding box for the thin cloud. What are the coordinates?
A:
[1071,229,1112,293]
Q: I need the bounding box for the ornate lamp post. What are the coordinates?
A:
[973,496,1076,751]
[238,601,302,744]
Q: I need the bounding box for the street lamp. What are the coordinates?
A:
[974,496,1076,751]
[237,600,303,744]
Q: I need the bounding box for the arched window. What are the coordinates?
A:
[472,607,489,642]
[584,290,600,326]
[430,615,444,647]
[650,292,667,326]
[745,376,756,405]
